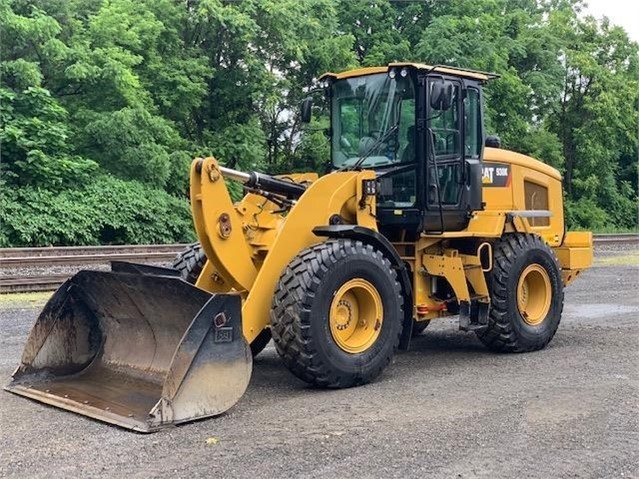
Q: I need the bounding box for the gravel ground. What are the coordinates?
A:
[0,245,637,479]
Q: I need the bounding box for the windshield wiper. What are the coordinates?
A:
[341,123,400,171]
[375,162,415,177]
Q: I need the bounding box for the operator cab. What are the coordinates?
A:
[316,63,497,235]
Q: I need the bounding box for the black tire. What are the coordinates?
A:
[172,243,271,357]
[476,234,564,353]
[412,320,430,336]
[249,328,272,357]
[172,243,206,284]
[270,239,403,388]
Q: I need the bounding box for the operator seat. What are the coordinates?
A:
[358,136,379,159]
[402,125,416,162]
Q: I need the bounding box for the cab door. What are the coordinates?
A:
[422,77,483,232]
[422,77,463,232]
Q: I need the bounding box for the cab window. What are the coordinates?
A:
[464,88,482,158]
[430,84,461,158]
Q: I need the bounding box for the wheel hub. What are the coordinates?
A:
[517,264,552,326]
[334,300,353,331]
[329,279,383,353]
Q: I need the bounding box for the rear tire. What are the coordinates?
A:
[173,243,271,357]
[476,234,564,353]
[270,239,403,388]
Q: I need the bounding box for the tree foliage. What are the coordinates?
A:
[0,0,637,246]
[0,175,195,246]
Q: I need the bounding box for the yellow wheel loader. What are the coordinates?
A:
[6,63,593,432]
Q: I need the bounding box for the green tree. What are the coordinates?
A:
[1,0,637,248]
[547,14,639,229]
[0,86,98,189]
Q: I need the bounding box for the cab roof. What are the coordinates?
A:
[320,62,499,82]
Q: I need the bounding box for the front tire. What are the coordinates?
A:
[270,239,403,388]
[476,234,564,353]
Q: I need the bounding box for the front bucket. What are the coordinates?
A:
[5,266,252,432]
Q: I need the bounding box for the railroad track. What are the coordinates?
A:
[1,235,637,294]
[0,243,187,260]
[1,244,188,294]
[0,251,181,267]
[591,233,639,244]
[1,274,72,294]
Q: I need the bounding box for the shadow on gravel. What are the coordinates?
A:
[409,329,486,354]
[246,327,489,395]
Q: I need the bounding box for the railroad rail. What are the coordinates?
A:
[591,233,639,244]
[1,244,188,294]
[1,235,637,294]
[0,243,187,259]
[0,252,180,267]
[1,274,71,294]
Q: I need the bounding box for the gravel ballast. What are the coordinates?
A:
[0,244,637,478]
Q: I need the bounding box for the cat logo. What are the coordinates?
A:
[482,163,511,187]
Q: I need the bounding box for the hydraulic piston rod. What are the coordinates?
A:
[218,166,307,198]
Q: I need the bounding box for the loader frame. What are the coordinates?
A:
[5,61,593,433]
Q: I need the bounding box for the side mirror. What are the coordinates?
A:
[485,135,501,148]
[301,97,313,123]
[430,80,453,111]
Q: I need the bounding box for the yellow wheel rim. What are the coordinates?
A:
[329,279,383,353]
[517,264,552,326]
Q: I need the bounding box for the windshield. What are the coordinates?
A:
[331,73,416,169]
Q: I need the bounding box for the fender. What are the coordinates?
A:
[313,225,414,350]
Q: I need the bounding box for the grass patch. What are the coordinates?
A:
[0,291,53,307]
[595,252,639,266]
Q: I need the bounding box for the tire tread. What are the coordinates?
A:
[271,240,403,388]
[476,233,564,353]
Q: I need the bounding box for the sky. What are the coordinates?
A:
[583,0,639,42]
